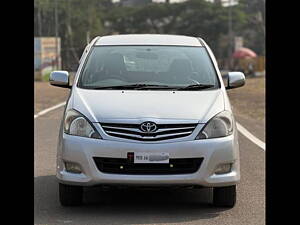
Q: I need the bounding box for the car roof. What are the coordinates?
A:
[94,34,203,47]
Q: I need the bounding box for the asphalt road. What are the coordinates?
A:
[34,107,265,225]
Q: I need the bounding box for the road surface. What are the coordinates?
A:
[34,106,265,225]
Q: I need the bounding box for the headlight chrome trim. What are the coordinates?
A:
[64,109,102,139]
[195,111,234,140]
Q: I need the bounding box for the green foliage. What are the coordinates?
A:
[34,0,110,70]
[42,71,51,82]
[237,0,265,55]
[34,0,265,69]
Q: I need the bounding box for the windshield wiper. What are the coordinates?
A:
[176,84,215,90]
[135,84,177,90]
[84,84,174,90]
[83,83,215,90]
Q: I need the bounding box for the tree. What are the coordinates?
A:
[238,0,265,55]
[34,0,265,70]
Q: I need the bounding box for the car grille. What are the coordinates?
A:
[100,123,197,141]
[93,157,204,175]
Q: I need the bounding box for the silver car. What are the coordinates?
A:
[50,34,245,207]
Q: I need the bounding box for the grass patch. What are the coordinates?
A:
[42,72,51,82]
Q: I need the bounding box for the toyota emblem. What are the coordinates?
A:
[140,122,157,133]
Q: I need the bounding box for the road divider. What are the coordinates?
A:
[34,102,66,119]
[236,122,265,151]
[34,102,265,151]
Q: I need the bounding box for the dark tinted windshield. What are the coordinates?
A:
[78,46,219,89]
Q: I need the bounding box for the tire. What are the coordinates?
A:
[213,185,236,207]
[59,183,83,206]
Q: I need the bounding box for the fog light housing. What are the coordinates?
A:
[214,163,232,175]
[65,161,82,174]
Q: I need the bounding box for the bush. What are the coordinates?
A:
[42,72,51,82]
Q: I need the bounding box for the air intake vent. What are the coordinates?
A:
[94,157,204,175]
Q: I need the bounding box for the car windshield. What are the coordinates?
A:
[78,45,219,90]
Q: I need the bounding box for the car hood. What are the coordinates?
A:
[72,88,225,123]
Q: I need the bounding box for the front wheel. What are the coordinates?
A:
[213,185,236,207]
[59,183,83,206]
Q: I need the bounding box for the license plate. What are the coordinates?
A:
[134,152,169,164]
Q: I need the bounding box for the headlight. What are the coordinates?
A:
[196,111,233,139]
[64,109,102,139]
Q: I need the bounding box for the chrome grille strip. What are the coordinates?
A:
[105,130,193,139]
[100,122,198,141]
[103,127,195,136]
[101,125,196,133]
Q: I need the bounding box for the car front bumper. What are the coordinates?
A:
[57,133,240,187]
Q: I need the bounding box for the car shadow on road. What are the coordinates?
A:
[35,175,230,225]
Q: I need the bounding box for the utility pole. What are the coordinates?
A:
[55,0,59,70]
[86,31,90,45]
[87,3,92,45]
[67,0,79,67]
[37,2,42,36]
[227,0,233,70]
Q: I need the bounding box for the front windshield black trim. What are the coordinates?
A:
[77,45,220,89]
[197,38,222,89]
[77,45,96,88]
[76,86,219,91]
[93,44,203,47]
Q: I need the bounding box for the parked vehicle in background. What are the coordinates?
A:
[49,34,245,207]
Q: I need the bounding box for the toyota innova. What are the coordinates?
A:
[49,34,245,207]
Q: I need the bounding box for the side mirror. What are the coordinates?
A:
[226,72,245,90]
[49,71,71,88]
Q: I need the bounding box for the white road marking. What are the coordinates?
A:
[34,102,266,150]
[236,122,265,151]
[34,102,66,119]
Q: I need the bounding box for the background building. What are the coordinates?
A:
[34,37,61,80]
